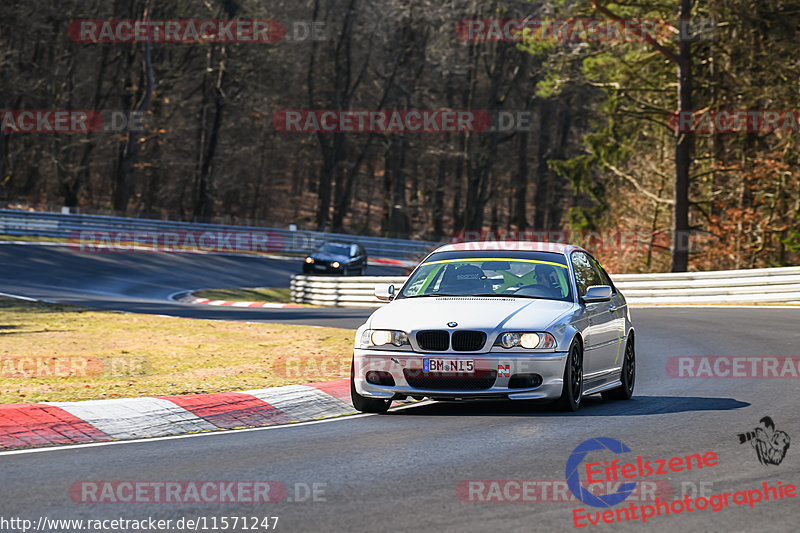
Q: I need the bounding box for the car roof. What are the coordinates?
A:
[432,241,585,255]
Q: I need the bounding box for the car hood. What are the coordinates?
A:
[368,296,576,332]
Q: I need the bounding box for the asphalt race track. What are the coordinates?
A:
[1,243,799,532]
[0,243,406,328]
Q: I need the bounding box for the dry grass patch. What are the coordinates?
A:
[0,297,353,403]
[192,287,293,303]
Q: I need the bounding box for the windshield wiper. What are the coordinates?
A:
[402,293,464,298]
[403,292,556,300]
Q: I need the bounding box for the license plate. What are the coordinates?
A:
[313,264,326,270]
[423,358,474,373]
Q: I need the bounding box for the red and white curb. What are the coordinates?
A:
[180,296,304,308]
[0,379,355,450]
[368,257,416,268]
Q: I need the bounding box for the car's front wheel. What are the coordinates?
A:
[602,334,635,401]
[350,359,391,413]
[557,339,583,412]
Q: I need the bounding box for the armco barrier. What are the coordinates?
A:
[290,266,800,307]
[0,209,439,261]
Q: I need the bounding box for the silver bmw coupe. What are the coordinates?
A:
[351,241,635,413]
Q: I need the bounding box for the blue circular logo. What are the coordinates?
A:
[565,437,637,508]
[447,322,458,327]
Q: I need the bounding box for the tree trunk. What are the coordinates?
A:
[671,0,693,272]
[533,104,552,229]
[547,102,573,230]
[113,0,154,215]
[512,130,529,230]
[432,157,447,240]
[383,136,409,237]
[194,45,226,221]
[0,132,7,203]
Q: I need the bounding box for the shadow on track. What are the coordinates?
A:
[387,395,750,417]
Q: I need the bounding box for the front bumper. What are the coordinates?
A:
[353,349,568,400]
[303,263,345,274]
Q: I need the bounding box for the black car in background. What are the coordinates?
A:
[303,242,368,275]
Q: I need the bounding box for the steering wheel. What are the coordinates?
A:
[510,284,556,298]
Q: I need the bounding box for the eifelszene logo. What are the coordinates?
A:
[565,437,719,509]
[738,416,791,466]
[565,437,638,508]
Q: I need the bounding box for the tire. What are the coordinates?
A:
[350,359,391,413]
[602,334,635,401]
[557,339,584,412]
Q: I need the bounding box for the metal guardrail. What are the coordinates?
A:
[0,209,440,261]
[6,209,800,305]
[290,266,800,307]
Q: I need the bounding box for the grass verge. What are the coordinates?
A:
[192,287,292,303]
[0,235,66,243]
[0,296,353,403]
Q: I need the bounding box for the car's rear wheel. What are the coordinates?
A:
[557,339,583,412]
[350,359,391,413]
[602,334,635,401]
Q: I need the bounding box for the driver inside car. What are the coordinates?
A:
[533,264,564,298]
[436,264,491,295]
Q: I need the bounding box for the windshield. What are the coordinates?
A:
[316,243,351,256]
[398,251,573,302]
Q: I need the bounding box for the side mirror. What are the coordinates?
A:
[374,284,395,301]
[583,285,612,303]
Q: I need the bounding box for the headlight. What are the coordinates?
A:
[371,330,393,346]
[305,257,314,264]
[520,333,540,349]
[361,329,409,348]
[495,332,556,350]
[499,332,520,349]
[332,261,341,268]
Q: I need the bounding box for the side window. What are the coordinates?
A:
[571,252,601,297]
[593,259,614,291]
[351,245,358,257]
